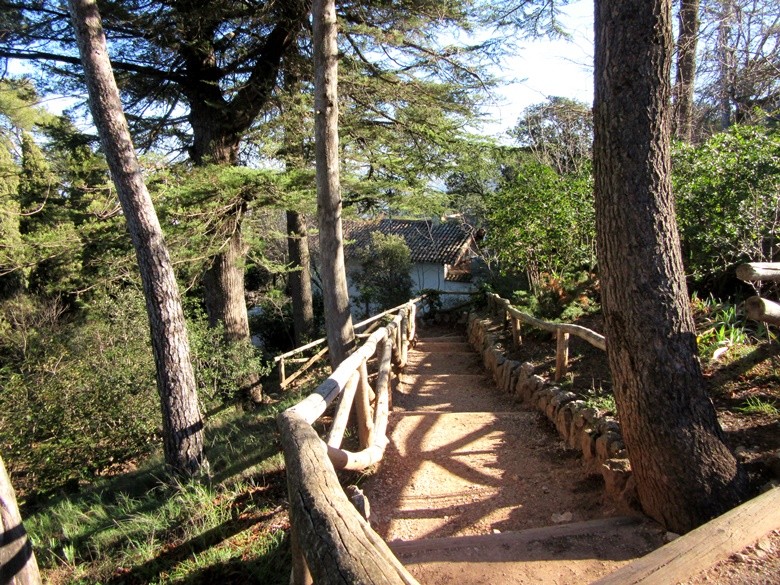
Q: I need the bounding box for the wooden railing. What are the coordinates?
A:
[274,298,424,389]
[486,293,606,382]
[277,300,422,585]
[737,262,780,327]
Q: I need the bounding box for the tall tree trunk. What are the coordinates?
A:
[593,0,748,533]
[313,0,355,368]
[672,0,700,141]
[286,210,315,345]
[188,119,262,401]
[717,0,735,129]
[188,115,253,347]
[68,0,206,476]
[0,454,41,585]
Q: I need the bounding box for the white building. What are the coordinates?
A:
[340,218,483,317]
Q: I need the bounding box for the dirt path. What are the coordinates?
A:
[362,326,665,584]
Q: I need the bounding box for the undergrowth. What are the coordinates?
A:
[25,391,304,585]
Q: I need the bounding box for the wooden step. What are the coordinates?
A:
[386,516,662,585]
[416,335,466,342]
[413,341,472,353]
[395,374,500,412]
[404,352,481,375]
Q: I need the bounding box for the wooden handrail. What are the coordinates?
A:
[736,262,780,282]
[736,263,780,328]
[487,293,606,382]
[278,299,422,584]
[274,296,425,388]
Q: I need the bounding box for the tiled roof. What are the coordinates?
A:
[342,219,472,265]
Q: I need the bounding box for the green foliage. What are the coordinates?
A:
[351,232,414,318]
[247,291,297,355]
[692,293,756,361]
[0,285,270,496]
[152,164,285,286]
[583,384,616,414]
[0,289,159,496]
[511,271,600,321]
[736,396,779,416]
[25,406,298,584]
[486,160,595,289]
[187,309,269,407]
[673,125,780,281]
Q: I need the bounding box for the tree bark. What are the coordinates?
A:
[593,0,748,533]
[202,228,250,342]
[68,0,206,476]
[179,5,307,348]
[313,0,355,368]
[0,454,41,585]
[717,0,736,130]
[672,0,699,141]
[287,210,315,345]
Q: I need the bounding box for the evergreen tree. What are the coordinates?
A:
[594,0,747,532]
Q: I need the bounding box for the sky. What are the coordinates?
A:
[12,1,596,142]
[481,0,594,138]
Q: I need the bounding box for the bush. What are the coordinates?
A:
[351,233,414,318]
[0,290,159,496]
[187,308,269,407]
[674,125,780,284]
[486,161,595,291]
[0,287,269,497]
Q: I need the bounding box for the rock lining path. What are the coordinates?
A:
[362,326,665,584]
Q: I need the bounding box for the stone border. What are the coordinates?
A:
[466,312,638,509]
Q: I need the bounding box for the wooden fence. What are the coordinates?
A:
[274,298,424,389]
[486,293,606,382]
[737,262,780,327]
[277,300,422,585]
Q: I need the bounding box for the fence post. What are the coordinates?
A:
[512,316,522,347]
[399,309,409,368]
[555,329,570,382]
[279,357,286,388]
[290,527,313,585]
[356,359,375,449]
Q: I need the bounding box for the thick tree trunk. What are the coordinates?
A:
[672,0,699,141]
[313,0,355,368]
[287,210,315,345]
[593,0,748,533]
[202,228,250,341]
[0,455,41,585]
[188,114,262,401]
[188,112,254,347]
[68,0,206,476]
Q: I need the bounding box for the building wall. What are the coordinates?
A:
[346,260,476,319]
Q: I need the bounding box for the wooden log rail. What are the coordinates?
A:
[486,293,606,382]
[737,262,780,327]
[274,297,424,389]
[278,300,421,585]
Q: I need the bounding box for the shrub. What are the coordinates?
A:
[351,232,414,318]
[673,125,780,284]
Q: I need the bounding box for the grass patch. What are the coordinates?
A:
[25,389,305,584]
[736,396,780,416]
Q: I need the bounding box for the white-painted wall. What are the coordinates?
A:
[346,260,476,318]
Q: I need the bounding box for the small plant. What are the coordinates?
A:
[582,380,616,414]
[736,396,779,416]
[694,296,754,360]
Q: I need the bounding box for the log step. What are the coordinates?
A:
[404,352,481,376]
[387,516,662,585]
[395,374,502,412]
